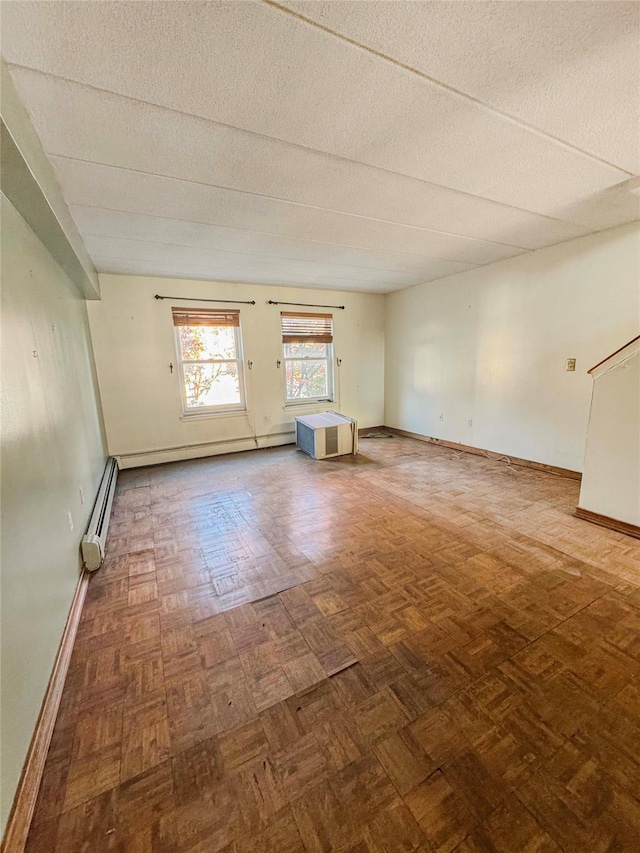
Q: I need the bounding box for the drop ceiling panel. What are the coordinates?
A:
[84,235,474,291]
[2,0,629,216]
[2,0,638,292]
[10,68,592,253]
[71,207,476,276]
[282,1,640,174]
[83,234,460,289]
[89,255,400,292]
[86,234,457,284]
[544,179,640,232]
[51,157,524,268]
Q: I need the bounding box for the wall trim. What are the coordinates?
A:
[117,425,386,469]
[383,427,582,480]
[574,507,640,540]
[117,425,583,477]
[1,570,89,853]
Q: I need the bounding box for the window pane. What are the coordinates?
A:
[183,362,241,409]
[285,359,328,399]
[179,325,237,361]
[283,342,329,358]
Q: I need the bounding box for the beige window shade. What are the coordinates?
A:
[172,308,240,327]
[281,312,333,344]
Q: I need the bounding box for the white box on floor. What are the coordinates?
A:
[295,412,358,459]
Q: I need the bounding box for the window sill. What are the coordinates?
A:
[180,409,249,422]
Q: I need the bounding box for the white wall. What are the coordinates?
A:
[87,275,385,467]
[385,222,640,472]
[579,347,640,526]
[0,195,107,832]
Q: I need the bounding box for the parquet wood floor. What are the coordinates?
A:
[25,437,640,852]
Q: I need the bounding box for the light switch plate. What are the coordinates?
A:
[566,358,576,372]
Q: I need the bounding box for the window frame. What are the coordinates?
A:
[173,314,247,417]
[281,312,335,406]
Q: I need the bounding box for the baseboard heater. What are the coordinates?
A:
[81,456,118,571]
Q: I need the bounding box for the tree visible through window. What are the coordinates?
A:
[281,312,334,403]
[173,308,246,413]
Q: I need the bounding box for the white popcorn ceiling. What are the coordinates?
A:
[2,0,639,293]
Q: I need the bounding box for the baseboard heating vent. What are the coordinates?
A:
[81,456,118,571]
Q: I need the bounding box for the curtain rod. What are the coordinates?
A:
[154,294,256,305]
[267,300,345,310]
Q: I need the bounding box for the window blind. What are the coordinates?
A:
[172,308,240,327]
[281,312,333,344]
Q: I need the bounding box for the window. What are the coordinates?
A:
[281,312,334,404]
[173,307,246,414]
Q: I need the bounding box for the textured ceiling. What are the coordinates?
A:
[2,0,639,293]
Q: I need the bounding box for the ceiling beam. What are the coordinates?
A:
[0,59,99,299]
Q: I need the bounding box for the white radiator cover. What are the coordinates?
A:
[295,412,358,459]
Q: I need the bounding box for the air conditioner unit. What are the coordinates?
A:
[295,412,358,459]
[81,456,118,571]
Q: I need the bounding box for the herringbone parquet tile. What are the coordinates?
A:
[25,437,640,852]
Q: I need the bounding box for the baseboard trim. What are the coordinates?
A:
[383,427,582,480]
[574,507,640,540]
[117,427,387,469]
[358,425,385,436]
[1,570,89,853]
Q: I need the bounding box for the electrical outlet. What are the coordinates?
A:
[439,413,444,421]
[79,486,85,505]
[263,416,272,426]
[468,418,473,428]
[67,511,74,532]
[566,358,576,372]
